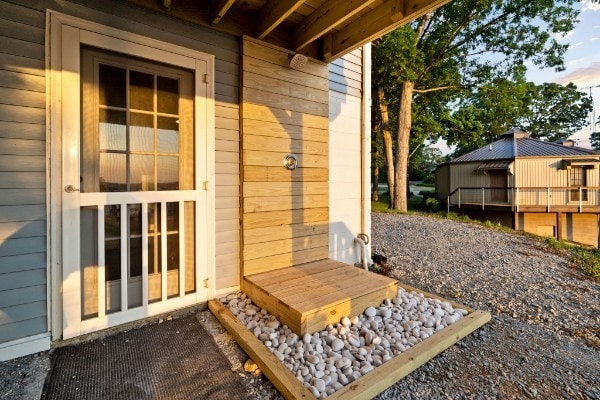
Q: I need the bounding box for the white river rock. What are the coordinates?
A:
[222,286,466,398]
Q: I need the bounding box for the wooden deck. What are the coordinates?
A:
[242,259,398,335]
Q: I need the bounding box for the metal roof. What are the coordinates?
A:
[450,135,600,163]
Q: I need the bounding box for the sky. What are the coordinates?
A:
[525,0,600,148]
[432,0,600,154]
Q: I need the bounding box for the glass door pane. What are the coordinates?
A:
[80,47,196,318]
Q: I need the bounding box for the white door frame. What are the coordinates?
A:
[47,11,215,340]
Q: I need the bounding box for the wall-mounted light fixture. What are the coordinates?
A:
[161,0,171,11]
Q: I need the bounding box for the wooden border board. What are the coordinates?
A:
[209,300,315,399]
[209,286,491,400]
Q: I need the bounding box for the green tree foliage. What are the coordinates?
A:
[591,132,600,150]
[525,82,592,141]
[373,0,581,211]
[444,69,592,156]
[408,145,445,181]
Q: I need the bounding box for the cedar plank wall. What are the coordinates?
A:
[0,1,48,344]
[0,0,242,346]
[241,38,330,277]
[328,48,363,265]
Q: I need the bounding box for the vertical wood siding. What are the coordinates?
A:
[449,162,515,204]
[328,49,363,265]
[516,158,599,207]
[0,0,48,343]
[241,37,330,276]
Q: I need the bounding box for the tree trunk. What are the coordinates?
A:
[377,86,395,208]
[372,158,379,201]
[383,131,394,208]
[393,81,414,211]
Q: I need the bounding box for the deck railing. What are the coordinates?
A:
[446,186,600,213]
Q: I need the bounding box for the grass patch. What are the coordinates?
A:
[543,237,600,280]
[372,193,422,213]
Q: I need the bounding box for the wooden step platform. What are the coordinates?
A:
[242,259,398,335]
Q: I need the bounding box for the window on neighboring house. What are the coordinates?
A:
[569,167,588,202]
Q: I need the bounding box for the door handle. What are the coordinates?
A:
[64,185,80,193]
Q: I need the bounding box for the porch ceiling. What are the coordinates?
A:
[127,0,450,62]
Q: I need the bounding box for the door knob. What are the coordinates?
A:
[64,185,80,193]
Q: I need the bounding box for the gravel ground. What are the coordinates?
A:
[372,213,599,400]
[206,212,599,400]
[2,212,598,399]
[0,352,49,400]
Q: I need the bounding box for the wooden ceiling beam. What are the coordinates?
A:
[292,0,378,51]
[324,0,450,62]
[211,0,237,26]
[257,0,307,40]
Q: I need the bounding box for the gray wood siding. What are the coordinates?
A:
[0,0,48,344]
[0,0,242,346]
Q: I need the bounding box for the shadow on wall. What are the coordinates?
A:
[0,220,48,345]
[329,221,369,267]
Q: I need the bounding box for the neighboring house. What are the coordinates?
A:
[436,128,600,247]
[0,0,449,361]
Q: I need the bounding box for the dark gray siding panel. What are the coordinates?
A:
[0,16,45,44]
[0,138,45,155]
[0,316,47,343]
[0,104,45,124]
[0,0,48,346]
[0,1,45,28]
[0,122,45,141]
[0,221,46,240]
[0,154,45,171]
[0,188,45,205]
[0,53,45,76]
[0,252,46,274]
[0,301,46,327]
[0,236,46,257]
[0,284,46,309]
[0,86,46,108]
[0,69,45,91]
[0,174,45,189]
[0,36,45,60]
[0,269,46,293]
